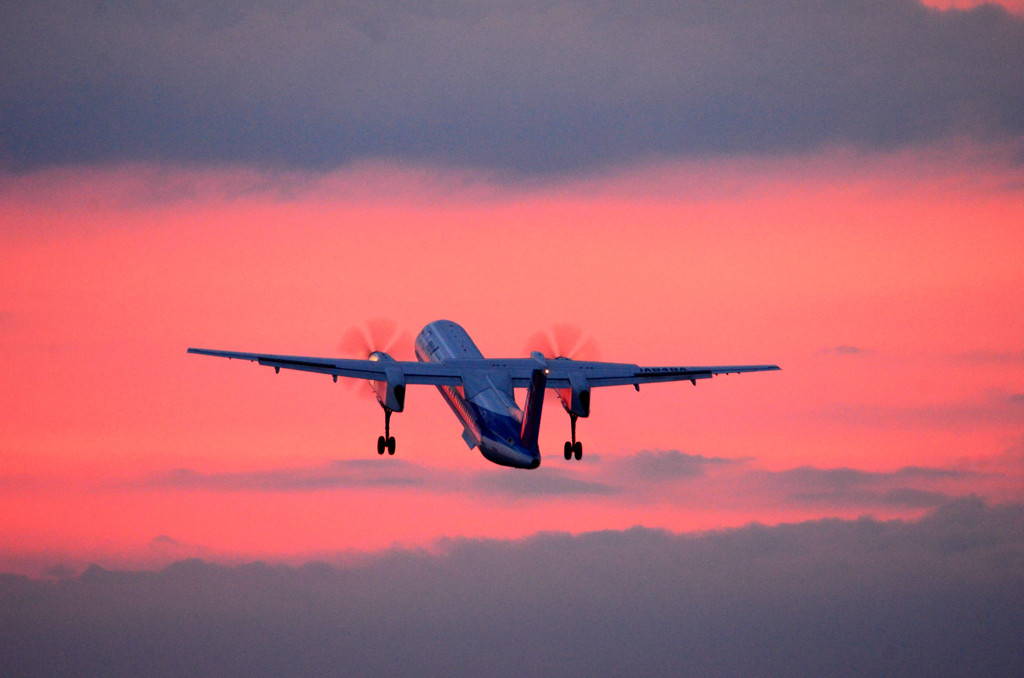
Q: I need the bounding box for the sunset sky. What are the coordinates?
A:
[3,0,1023,569]
[2,2,1023,673]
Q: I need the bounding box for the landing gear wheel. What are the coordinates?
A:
[377,407,396,457]
[566,413,584,460]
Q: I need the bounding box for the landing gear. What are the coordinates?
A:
[563,413,583,460]
[376,435,395,455]
[377,407,396,455]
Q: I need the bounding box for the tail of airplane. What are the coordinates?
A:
[520,368,547,452]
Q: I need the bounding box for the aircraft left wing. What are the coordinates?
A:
[474,358,780,388]
[580,362,780,387]
[186,349,463,385]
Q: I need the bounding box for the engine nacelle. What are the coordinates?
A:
[556,373,590,417]
[369,351,406,412]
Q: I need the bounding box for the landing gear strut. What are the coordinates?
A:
[377,407,396,455]
[563,413,582,460]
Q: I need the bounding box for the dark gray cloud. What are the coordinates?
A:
[824,390,1024,429]
[3,1,1023,174]
[139,458,616,497]
[2,498,1022,677]
[609,450,991,510]
[617,448,745,479]
[764,464,970,508]
[819,344,869,356]
[39,563,78,579]
[143,458,432,490]
[130,450,1003,510]
[150,534,180,546]
[954,349,1024,365]
[471,465,616,496]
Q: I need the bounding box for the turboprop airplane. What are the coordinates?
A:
[188,319,778,469]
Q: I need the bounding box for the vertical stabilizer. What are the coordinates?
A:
[521,368,547,451]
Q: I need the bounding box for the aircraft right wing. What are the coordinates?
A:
[186,348,463,385]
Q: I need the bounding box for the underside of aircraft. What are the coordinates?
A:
[189,319,779,469]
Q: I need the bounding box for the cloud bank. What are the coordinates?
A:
[3,1,1023,173]
[2,498,1021,677]
[127,448,1011,510]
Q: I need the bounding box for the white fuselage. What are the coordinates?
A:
[415,320,540,469]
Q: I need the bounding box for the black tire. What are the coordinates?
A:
[387,436,396,455]
[564,441,572,460]
[377,436,386,455]
[573,441,583,460]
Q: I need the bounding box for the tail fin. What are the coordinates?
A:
[520,368,547,452]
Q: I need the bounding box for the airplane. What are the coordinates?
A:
[188,319,779,469]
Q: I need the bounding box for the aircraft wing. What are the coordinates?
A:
[475,358,780,388]
[188,348,777,389]
[186,348,463,385]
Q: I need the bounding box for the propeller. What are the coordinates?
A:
[338,319,413,399]
[524,324,601,361]
[338,319,413,360]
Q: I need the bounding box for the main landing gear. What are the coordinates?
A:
[377,407,396,455]
[563,413,583,461]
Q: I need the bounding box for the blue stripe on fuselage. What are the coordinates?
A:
[416,320,540,469]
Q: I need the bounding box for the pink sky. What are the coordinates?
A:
[924,0,1024,13]
[2,143,1022,575]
